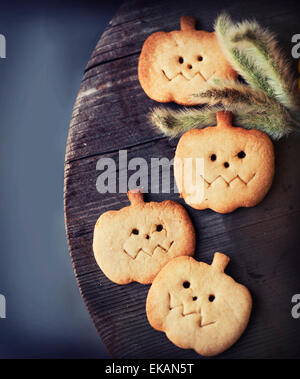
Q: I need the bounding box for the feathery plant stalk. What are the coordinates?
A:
[231,48,275,98]
[231,29,299,110]
[194,80,276,107]
[195,81,300,138]
[151,81,300,140]
[150,103,297,140]
[215,13,300,111]
[149,106,220,137]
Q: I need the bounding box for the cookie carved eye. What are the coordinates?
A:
[183,281,190,288]
[197,56,203,61]
[209,295,215,302]
[178,57,184,64]
[210,154,217,161]
[156,224,163,232]
[132,228,139,235]
[238,151,246,159]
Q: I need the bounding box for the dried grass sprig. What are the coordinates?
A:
[151,82,300,140]
[215,13,300,111]
[149,105,221,137]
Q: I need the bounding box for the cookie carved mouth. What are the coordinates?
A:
[123,240,174,260]
[200,174,256,187]
[168,294,216,327]
[162,70,211,82]
[199,320,216,328]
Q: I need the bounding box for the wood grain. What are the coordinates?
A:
[64,0,300,358]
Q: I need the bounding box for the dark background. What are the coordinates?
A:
[0,0,121,358]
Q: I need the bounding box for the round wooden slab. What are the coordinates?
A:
[64,0,300,358]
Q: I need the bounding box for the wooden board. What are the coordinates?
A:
[64,0,300,358]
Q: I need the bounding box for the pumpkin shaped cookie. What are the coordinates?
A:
[146,253,252,356]
[93,190,195,285]
[174,111,275,213]
[138,16,237,105]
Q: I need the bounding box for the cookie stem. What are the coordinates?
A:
[216,111,233,128]
[180,16,196,31]
[212,253,230,272]
[127,190,144,205]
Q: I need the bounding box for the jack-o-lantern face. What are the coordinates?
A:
[138,16,237,105]
[93,190,195,285]
[174,111,275,213]
[146,253,252,356]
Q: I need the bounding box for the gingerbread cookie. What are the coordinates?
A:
[93,190,195,285]
[138,16,237,105]
[174,111,275,213]
[146,253,252,356]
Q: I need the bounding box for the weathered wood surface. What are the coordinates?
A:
[64,0,300,358]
